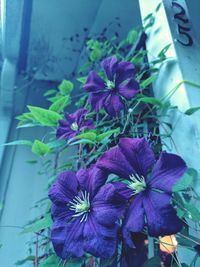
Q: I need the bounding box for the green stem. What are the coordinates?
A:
[122,102,140,134]
[161,80,200,102]
[35,234,39,267]
[122,113,131,134]
[178,233,200,245]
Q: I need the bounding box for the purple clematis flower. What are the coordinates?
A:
[83,56,139,116]
[56,108,94,141]
[48,166,126,259]
[97,138,187,247]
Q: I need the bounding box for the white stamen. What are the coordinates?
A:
[106,80,115,89]
[128,173,146,195]
[71,122,79,131]
[68,191,90,222]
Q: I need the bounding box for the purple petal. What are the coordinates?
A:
[115,61,135,86]
[56,126,76,140]
[76,166,108,198]
[58,117,71,127]
[143,191,183,237]
[84,71,106,92]
[89,91,110,112]
[80,119,94,131]
[148,152,187,193]
[51,219,85,259]
[71,108,87,124]
[112,182,133,200]
[97,146,134,179]
[118,79,139,99]
[51,203,74,222]
[56,117,73,139]
[48,171,78,204]
[64,112,74,124]
[118,138,155,178]
[84,215,118,258]
[123,195,145,247]
[101,56,118,81]
[92,183,127,226]
[104,93,125,116]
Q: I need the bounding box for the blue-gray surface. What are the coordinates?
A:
[0,0,141,266]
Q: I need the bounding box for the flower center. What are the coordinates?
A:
[106,80,115,89]
[71,122,79,131]
[69,191,90,222]
[128,174,146,195]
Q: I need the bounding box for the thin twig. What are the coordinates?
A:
[35,234,39,267]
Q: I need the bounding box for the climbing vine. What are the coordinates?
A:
[3,4,200,267]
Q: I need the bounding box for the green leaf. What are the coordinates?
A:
[15,256,35,266]
[90,48,102,61]
[176,207,185,219]
[144,13,153,22]
[184,203,200,222]
[58,80,74,94]
[144,14,155,30]
[158,44,171,59]
[1,140,33,147]
[47,95,61,103]
[77,76,87,84]
[69,139,96,146]
[97,128,120,142]
[47,139,66,149]
[16,113,37,127]
[184,107,200,115]
[67,259,83,267]
[138,96,162,107]
[155,2,162,12]
[26,160,38,164]
[140,74,158,88]
[39,254,59,267]
[43,89,57,97]
[16,112,35,122]
[78,62,92,73]
[127,30,138,44]
[172,173,193,192]
[187,167,198,181]
[49,95,70,112]
[21,213,52,234]
[28,106,62,126]
[17,123,41,129]
[32,140,50,156]
[142,256,161,267]
[131,51,147,65]
[75,132,97,141]
[87,39,101,50]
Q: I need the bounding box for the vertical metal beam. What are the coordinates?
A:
[138,0,200,264]
[0,0,25,164]
[18,0,33,72]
